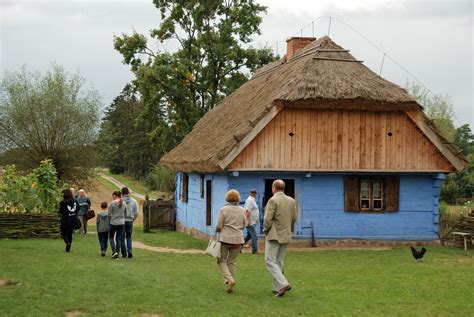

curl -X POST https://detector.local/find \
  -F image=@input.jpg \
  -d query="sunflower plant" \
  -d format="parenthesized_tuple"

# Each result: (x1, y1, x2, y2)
(0, 160, 60, 213)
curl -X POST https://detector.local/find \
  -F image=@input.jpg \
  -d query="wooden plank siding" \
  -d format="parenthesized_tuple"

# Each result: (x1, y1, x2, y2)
(227, 108, 454, 172)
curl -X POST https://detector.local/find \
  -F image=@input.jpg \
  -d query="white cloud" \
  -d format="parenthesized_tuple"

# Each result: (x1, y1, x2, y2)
(258, 0, 403, 14)
(0, 0, 472, 127)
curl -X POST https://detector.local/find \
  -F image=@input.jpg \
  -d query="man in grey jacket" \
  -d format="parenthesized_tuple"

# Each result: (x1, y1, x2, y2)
(264, 179, 298, 297)
(120, 187, 138, 258)
(108, 191, 127, 259)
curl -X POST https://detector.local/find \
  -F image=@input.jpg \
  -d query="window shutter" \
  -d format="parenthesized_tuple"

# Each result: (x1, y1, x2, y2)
(200, 174, 205, 199)
(182, 173, 189, 203)
(384, 176, 399, 212)
(344, 176, 359, 212)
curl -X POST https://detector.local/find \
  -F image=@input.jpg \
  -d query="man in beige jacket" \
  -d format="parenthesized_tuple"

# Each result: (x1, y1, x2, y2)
(264, 179, 298, 297)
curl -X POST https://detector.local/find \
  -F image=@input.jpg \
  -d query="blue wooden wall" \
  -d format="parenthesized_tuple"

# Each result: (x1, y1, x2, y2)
(175, 173, 227, 235)
(177, 172, 444, 240)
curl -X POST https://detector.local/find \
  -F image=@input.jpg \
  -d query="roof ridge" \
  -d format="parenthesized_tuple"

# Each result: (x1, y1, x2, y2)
(251, 44, 324, 80)
(313, 56, 363, 63)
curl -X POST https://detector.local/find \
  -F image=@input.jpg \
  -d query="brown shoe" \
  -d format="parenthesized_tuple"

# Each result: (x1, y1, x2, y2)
(275, 284, 292, 297)
(226, 281, 236, 294)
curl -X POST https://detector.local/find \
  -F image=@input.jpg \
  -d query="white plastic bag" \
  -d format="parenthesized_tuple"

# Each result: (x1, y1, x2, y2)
(205, 235, 221, 258)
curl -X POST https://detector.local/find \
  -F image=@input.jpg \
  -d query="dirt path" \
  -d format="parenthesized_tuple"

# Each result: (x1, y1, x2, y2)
(132, 241, 390, 254)
(85, 232, 203, 254)
(133, 241, 204, 254)
(85, 232, 392, 254)
(87, 178, 144, 225)
(287, 246, 392, 251)
(98, 173, 146, 200)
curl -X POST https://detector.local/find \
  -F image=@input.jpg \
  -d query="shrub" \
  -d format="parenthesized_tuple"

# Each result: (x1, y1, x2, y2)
(0, 65, 101, 182)
(440, 174, 459, 205)
(439, 200, 448, 214)
(0, 160, 60, 213)
(0, 165, 42, 213)
(145, 164, 175, 193)
(32, 160, 60, 213)
(109, 165, 125, 175)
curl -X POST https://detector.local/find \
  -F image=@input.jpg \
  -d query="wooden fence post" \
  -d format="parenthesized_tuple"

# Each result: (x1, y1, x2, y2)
(144, 195, 150, 232)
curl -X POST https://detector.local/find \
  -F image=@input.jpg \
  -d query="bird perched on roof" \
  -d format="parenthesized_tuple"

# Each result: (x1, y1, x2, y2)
(410, 246, 427, 261)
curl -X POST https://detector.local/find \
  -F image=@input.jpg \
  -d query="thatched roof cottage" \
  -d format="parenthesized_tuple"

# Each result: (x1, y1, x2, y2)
(161, 36, 467, 240)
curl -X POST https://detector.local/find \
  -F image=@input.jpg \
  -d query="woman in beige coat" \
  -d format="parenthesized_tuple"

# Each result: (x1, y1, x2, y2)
(216, 189, 246, 293)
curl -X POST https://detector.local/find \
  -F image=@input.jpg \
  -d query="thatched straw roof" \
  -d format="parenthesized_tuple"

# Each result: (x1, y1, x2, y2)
(161, 36, 466, 173)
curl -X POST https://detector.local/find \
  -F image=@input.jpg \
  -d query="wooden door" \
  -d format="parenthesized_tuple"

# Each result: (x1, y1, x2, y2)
(206, 180, 212, 226)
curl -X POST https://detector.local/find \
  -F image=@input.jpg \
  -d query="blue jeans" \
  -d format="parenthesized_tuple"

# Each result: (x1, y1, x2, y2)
(121, 221, 133, 257)
(244, 224, 258, 253)
(98, 232, 108, 252)
(109, 224, 124, 254)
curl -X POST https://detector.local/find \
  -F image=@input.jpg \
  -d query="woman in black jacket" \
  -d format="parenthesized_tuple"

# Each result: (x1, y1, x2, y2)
(59, 189, 79, 252)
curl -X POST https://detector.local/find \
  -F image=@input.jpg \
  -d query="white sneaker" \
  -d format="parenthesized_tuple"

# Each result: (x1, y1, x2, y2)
(111, 252, 119, 259)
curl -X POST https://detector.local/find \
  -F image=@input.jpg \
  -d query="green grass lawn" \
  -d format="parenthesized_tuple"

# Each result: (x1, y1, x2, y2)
(1, 233, 472, 317)
(445, 202, 473, 216)
(84, 225, 207, 250)
(132, 227, 208, 250)
(96, 174, 120, 191)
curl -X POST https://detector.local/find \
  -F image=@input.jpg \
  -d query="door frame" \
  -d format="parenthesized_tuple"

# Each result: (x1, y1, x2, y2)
(260, 178, 296, 233)
(205, 179, 212, 226)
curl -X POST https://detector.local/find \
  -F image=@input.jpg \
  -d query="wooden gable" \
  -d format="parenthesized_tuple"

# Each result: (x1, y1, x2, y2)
(227, 108, 455, 172)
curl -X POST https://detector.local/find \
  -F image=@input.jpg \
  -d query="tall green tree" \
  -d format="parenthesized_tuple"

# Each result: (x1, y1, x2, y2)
(453, 124, 474, 156)
(441, 156, 474, 204)
(97, 85, 159, 178)
(114, 0, 277, 155)
(0, 65, 101, 181)
(445, 125, 474, 203)
(406, 82, 456, 141)
(407, 83, 474, 203)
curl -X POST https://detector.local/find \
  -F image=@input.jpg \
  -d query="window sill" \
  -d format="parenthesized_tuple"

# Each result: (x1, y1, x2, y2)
(346, 210, 387, 214)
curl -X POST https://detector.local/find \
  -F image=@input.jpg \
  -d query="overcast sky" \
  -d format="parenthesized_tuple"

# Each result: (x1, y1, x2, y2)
(1, 0, 473, 128)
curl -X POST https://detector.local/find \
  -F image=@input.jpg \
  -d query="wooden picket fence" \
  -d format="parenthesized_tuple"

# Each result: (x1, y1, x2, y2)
(0, 213, 61, 239)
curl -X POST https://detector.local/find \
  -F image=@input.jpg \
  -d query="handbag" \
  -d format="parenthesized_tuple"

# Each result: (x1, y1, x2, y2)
(85, 209, 95, 221)
(205, 234, 222, 258)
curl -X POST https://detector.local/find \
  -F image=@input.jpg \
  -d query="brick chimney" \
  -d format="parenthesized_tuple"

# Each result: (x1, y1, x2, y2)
(286, 37, 316, 60)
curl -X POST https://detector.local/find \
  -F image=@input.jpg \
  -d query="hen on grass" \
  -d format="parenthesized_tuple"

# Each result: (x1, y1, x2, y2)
(410, 246, 427, 261)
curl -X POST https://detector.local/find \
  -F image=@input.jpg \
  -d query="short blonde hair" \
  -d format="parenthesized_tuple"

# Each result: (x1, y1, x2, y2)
(272, 179, 285, 191)
(225, 189, 240, 203)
